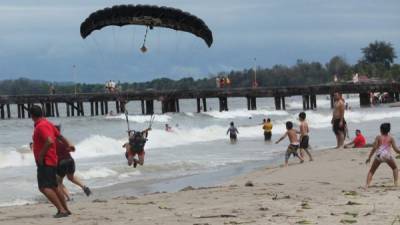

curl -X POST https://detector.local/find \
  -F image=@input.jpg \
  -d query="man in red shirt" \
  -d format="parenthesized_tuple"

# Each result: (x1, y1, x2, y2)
(345, 129, 367, 148)
(30, 105, 71, 218)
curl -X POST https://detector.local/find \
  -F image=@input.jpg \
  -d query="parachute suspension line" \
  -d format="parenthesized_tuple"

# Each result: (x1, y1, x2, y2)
(91, 36, 108, 75)
(124, 110, 131, 136)
(131, 27, 136, 51)
(148, 114, 155, 129)
(140, 26, 149, 53)
(156, 28, 161, 54)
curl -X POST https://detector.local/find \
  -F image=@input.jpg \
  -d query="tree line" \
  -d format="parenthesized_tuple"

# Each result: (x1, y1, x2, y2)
(0, 41, 398, 95)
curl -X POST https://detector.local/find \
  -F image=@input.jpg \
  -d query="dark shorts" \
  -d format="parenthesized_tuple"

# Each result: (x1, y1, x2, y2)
(125, 150, 145, 159)
(264, 131, 272, 141)
(57, 158, 76, 177)
(300, 135, 309, 149)
(37, 165, 58, 189)
(332, 118, 346, 135)
(285, 144, 299, 161)
(230, 133, 237, 140)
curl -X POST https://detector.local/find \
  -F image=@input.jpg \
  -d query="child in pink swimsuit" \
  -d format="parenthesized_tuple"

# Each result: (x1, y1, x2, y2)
(365, 123, 400, 189)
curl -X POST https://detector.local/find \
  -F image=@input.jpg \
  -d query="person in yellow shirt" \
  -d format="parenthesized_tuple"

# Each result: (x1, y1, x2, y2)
(263, 118, 273, 141)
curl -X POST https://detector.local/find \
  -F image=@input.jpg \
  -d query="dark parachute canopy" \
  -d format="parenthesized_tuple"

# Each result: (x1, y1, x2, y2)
(80, 4, 213, 48)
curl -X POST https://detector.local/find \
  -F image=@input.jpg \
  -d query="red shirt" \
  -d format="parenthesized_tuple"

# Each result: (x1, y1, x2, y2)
(56, 141, 71, 161)
(32, 118, 60, 166)
(353, 134, 366, 148)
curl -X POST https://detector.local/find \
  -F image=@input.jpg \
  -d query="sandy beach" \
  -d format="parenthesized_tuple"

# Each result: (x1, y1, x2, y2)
(1, 147, 399, 225)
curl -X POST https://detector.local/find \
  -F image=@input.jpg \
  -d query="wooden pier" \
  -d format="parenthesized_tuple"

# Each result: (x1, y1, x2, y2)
(0, 82, 399, 119)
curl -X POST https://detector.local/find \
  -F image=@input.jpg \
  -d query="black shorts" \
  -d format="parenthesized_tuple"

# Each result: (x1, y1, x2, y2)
(332, 118, 346, 135)
(57, 158, 76, 177)
(37, 165, 58, 189)
(300, 135, 309, 149)
(230, 133, 237, 140)
(264, 131, 272, 141)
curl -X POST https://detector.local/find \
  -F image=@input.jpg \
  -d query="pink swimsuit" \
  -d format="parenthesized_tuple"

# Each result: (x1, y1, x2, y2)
(375, 136, 393, 162)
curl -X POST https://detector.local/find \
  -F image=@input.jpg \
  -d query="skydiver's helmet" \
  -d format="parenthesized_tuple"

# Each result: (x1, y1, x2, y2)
(129, 130, 144, 143)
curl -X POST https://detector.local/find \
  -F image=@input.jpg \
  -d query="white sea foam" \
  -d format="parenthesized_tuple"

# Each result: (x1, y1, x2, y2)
(0, 148, 34, 169)
(202, 109, 288, 119)
(76, 167, 118, 179)
(0, 199, 36, 207)
(106, 114, 171, 123)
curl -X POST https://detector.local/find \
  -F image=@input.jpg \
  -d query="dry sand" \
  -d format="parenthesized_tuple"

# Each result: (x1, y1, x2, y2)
(1, 147, 400, 225)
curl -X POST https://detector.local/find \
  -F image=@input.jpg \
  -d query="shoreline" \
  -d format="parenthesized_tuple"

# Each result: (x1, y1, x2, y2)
(2, 147, 400, 224)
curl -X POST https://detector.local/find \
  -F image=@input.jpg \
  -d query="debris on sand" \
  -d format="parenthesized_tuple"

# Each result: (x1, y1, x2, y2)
(245, 181, 254, 187)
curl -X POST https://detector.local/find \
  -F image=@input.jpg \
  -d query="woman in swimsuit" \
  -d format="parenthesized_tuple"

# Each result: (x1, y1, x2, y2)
(365, 123, 400, 189)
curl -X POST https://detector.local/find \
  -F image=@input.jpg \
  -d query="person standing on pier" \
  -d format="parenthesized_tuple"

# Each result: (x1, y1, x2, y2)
(332, 92, 346, 148)
(29, 105, 71, 218)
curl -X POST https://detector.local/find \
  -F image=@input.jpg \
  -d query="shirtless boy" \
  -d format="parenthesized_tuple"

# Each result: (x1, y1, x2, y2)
(276, 121, 305, 167)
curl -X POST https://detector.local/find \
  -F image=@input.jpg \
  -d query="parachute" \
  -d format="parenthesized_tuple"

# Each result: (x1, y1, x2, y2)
(80, 4, 213, 50)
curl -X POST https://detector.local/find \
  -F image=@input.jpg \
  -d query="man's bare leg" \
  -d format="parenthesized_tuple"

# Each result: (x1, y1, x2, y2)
(67, 174, 85, 189)
(297, 154, 305, 163)
(338, 132, 345, 148)
(303, 148, 313, 161)
(40, 188, 68, 214)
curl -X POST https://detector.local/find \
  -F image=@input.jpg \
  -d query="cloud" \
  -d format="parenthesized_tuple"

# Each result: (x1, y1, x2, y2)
(0, 0, 399, 82)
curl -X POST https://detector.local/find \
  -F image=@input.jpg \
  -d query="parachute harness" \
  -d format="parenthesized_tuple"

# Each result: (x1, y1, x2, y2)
(140, 26, 149, 53)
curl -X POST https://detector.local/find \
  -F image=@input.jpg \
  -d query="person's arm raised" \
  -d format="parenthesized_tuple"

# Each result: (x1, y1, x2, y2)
(275, 132, 288, 144)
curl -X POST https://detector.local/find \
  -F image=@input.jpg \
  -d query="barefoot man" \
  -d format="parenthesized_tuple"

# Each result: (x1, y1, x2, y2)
(331, 92, 346, 148)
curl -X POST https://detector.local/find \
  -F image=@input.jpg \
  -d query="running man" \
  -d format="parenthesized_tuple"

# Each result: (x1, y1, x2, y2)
(365, 123, 400, 189)
(123, 128, 151, 168)
(54, 125, 91, 201)
(275, 121, 305, 167)
(227, 122, 239, 143)
(299, 112, 313, 161)
(30, 105, 71, 218)
(262, 118, 273, 141)
(331, 92, 346, 148)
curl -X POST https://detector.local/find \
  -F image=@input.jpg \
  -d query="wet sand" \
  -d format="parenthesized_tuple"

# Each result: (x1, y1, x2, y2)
(1, 147, 400, 225)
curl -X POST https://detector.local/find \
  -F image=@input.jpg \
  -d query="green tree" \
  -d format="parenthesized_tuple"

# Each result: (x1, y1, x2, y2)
(361, 41, 397, 69)
(326, 56, 351, 80)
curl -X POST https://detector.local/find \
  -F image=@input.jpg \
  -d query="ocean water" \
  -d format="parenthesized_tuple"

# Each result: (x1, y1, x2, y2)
(1, 95, 400, 206)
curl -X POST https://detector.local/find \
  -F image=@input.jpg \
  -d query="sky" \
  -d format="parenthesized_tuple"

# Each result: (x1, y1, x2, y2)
(0, 0, 399, 83)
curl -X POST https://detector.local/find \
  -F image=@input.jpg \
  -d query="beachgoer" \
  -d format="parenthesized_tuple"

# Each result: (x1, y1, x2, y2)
(365, 123, 400, 189)
(165, 124, 172, 132)
(275, 121, 305, 167)
(298, 112, 313, 161)
(227, 122, 239, 143)
(345, 129, 366, 148)
(123, 128, 151, 168)
(216, 77, 220, 88)
(29, 105, 71, 218)
(262, 118, 273, 141)
(54, 125, 91, 201)
(220, 77, 225, 88)
(331, 92, 346, 148)
(225, 77, 231, 87)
